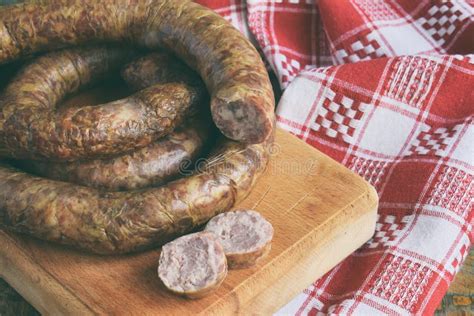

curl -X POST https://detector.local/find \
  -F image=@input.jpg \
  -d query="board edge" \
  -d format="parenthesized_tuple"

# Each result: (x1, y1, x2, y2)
(202, 180, 379, 315)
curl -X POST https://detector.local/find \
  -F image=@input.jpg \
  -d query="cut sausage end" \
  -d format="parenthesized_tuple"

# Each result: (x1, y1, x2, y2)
(227, 242, 272, 269)
(212, 98, 274, 144)
(205, 210, 274, 269)
(158, 232, 227, 299)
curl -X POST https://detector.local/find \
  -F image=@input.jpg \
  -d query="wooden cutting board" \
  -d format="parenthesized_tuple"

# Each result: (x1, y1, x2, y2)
(0, 84, 378, 315)
(0, 128, 378, 315)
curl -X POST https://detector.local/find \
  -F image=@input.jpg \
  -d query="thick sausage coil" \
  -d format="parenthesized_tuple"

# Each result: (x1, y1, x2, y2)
(122, 52, 203, 91)
(0, 138, 271, 254)
(0, 46, 203, 161)
(0, 0, 275, 144)
(0, 0, 275, 254)
(19, 49, 213, 191)
(20, 116, 212, 191)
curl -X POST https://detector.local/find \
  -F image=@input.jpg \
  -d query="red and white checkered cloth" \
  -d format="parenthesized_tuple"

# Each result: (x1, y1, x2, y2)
(197, 1, 473, 315)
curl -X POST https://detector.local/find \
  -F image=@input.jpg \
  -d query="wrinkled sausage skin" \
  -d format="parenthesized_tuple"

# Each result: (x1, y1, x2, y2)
(0, 0, 276, 254)
(23, 116, 213, 191)
(0, 0, 275, 144)
(20, 49, 213, 191)
(0, 138, 271, 254)
(0, 46, 203, 161)
(121, 52, 203, 91)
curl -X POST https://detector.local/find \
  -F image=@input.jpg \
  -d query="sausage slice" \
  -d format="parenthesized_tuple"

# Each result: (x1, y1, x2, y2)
(205, 210, 274, 269)
(158, 232, 227, 299)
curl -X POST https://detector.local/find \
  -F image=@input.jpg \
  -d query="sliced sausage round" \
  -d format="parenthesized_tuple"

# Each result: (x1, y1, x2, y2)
(205, 210, 273, 269)
(158, 231, 227, 299)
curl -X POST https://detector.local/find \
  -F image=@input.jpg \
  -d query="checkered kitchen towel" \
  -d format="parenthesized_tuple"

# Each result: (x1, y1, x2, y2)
(197, 0, 474, 315)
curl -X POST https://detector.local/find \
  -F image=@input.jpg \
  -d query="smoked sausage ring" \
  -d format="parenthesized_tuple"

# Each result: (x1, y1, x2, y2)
(0, 138, 271, 254)
(0, 46, 202, 161)
(0, 0, 275, 144)
(0, 1, 275, 254)
(21, 117, 213, 191)
(19, 49, 213, 191)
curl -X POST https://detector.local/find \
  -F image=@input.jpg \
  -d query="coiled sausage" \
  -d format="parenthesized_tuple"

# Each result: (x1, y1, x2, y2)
(0, 137, 271, 254)
(20, 49, 212, 191)
(0, 0, 275, 144)
(0, 46, 203, 161)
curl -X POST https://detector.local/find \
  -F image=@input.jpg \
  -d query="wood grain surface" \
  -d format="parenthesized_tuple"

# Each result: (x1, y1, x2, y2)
(0, 126, 378, 315)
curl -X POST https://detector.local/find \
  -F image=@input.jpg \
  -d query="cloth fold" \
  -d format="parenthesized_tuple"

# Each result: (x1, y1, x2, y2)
(197, 0, 473, 314)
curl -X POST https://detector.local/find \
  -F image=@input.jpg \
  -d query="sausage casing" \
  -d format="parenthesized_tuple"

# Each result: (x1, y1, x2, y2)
(0, 137, 271, 254)
(121, 52, 203, 91)
(0, 46, 203, 161)
(20, 49, 212, 191)
(22, 116, 212, 191)
(0, 0, 275, 144)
